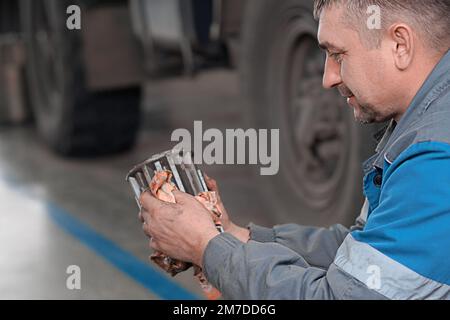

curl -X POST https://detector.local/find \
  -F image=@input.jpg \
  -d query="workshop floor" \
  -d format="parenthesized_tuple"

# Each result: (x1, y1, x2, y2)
(0, 70, 282, 299)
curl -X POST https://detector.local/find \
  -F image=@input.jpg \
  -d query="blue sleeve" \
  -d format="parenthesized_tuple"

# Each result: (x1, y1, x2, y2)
(202, 141, 450, 299)
(352, 141, 450, 289)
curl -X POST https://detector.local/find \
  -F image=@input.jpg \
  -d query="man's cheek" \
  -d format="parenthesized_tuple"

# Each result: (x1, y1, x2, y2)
(340, 58, 351, 77)
(340, 65, 354, 93)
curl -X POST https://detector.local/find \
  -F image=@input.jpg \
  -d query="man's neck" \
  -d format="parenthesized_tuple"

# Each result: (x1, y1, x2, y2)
(395, 52, 445, 121)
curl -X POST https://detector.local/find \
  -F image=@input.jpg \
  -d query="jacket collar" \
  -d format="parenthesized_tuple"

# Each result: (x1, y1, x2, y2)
(363, 50, 450, 173)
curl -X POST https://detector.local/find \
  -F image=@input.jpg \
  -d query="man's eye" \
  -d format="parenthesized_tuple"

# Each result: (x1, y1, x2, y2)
(329, 52, 343, 63)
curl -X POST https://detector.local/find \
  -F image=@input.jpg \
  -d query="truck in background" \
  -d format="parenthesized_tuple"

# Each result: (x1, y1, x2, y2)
(0, 0, 380, 226)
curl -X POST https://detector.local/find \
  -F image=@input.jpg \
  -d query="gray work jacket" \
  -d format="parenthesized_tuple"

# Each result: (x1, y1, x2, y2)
(203, 50, 450, 300)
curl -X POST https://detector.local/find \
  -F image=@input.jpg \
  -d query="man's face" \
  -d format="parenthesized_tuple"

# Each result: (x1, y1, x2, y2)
(317, 5, 399, 124)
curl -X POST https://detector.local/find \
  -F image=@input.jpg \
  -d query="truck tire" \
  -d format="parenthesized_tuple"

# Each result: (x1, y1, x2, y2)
(20, 0, 141, 156)
(240, 0, 378, 226)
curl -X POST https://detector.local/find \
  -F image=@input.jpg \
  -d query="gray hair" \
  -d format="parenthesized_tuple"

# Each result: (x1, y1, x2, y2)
(313, 0, 450, 52)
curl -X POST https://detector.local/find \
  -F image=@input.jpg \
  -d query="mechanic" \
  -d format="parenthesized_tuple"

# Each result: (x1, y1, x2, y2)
(139, 0, 450, 299)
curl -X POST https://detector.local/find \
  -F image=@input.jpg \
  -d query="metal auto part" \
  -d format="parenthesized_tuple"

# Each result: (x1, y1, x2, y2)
(126, 147, 209, 207)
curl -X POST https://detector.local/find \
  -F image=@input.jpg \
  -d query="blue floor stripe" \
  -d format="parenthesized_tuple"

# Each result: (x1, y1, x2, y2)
(45, 202, 199, 300)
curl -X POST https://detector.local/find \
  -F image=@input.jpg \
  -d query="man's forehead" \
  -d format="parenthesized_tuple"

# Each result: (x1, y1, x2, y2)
(318, 40, 342, 51)
(318, 27, 346, 51)
(317, 6, 351, 51)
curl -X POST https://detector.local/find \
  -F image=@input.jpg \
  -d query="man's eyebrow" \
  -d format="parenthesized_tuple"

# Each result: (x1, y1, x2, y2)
(318, 41, 342, 51)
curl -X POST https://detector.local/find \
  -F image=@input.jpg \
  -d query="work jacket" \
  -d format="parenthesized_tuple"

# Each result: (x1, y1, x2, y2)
(202, 50, 450, 300)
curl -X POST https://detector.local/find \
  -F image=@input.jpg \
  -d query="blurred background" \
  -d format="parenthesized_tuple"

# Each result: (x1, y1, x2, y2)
(0, 0, 380, 299)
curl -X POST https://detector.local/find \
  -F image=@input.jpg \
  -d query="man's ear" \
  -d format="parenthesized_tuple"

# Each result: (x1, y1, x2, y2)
(388, 23, 414, 70)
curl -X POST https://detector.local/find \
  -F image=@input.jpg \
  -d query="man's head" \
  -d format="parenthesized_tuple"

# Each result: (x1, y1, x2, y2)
(314, 0, 450, 124)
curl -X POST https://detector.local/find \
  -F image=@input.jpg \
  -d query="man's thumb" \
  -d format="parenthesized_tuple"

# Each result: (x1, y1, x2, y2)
(172, 190, 192, 204)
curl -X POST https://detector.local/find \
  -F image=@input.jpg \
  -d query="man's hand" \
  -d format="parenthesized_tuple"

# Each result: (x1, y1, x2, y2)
(204, 174, 250, 243)
(139, 190, 219, 267)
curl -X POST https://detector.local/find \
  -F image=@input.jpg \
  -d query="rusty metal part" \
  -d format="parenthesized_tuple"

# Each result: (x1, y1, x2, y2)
(125, 148, 223, 299)
(126, 148, 209, 198)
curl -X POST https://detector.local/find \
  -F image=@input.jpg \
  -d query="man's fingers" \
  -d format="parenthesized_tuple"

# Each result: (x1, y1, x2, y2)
(139, 190, 165, 212)
(140, 207, 151, 223)
(204, 173, 218, 191)
(149, 237, 159, 251)
(142, 221, 152, 238)
(138, 209, 145, 223)
(172, 190, 194, 205)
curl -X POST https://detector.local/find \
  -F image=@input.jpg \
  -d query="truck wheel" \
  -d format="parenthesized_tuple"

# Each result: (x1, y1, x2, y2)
(240, 0, 378, 226)
(21, 0, 141, 156)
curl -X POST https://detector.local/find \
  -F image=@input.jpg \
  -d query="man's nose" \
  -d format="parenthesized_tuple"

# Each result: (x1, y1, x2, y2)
(322, 57, 342, 89)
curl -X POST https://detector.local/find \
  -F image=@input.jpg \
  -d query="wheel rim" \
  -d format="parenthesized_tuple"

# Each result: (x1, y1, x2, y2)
(275, 16, 353, 210)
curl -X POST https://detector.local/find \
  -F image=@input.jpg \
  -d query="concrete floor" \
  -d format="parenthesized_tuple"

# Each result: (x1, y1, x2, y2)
(0, 70, 282, 299)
